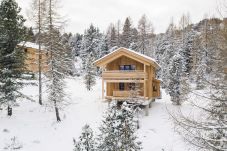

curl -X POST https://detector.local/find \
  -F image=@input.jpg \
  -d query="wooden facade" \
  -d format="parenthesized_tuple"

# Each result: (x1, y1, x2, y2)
(18, 42, 49, 73)
(94, 47, 161, 101)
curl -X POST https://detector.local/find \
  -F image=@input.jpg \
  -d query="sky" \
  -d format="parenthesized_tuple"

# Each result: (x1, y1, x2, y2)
(16, 0, 221, 34)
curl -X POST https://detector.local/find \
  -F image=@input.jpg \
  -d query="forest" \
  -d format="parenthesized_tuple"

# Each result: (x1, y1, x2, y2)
(0, 0, 226, 150)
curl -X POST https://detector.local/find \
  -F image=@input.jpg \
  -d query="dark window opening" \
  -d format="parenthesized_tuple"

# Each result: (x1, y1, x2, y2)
(119, 65, 136, 71)
(153, 84, 157, 92)
(119, 83, 124, 91)
(24, 48, 28, 53)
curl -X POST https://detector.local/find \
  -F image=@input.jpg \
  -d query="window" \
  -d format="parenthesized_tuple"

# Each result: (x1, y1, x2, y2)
(119, 65, 136, 71)
(131, 65, 136, 70)
(153, 84, 157, 92)
(120, 65, 124, 70)
(119, 83, 124, 91)
(124, 65, 131, 70)
(24, 48, 28, 53)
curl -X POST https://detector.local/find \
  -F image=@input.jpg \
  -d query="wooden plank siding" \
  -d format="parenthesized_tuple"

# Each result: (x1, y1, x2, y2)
(95, 47, 161, 101)
(24, 47, 49, 73)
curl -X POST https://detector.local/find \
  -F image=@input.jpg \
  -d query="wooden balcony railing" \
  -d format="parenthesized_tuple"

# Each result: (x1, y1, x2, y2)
(113, 90, 130, 97)
(102, 70, 147, 80)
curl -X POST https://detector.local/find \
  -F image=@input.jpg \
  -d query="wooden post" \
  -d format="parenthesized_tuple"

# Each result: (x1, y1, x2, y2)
(144, 64, 147, 99)
(144, 80, 147, 98)
(102, 79, 104, 99)
(145, 104, 149, 116)
(149, 101, 152, 108)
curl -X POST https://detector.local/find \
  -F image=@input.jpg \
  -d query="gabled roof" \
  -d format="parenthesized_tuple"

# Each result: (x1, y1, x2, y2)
(94, 47, 160, 69)
(18, 41, 46, 51)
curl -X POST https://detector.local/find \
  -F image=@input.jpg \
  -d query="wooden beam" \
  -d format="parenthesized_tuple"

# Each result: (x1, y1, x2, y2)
(144, 64, 147, 98)
(144, 80, 147, 98)
(105, 96, 149, 100)
(102, 79, 104, 99)
(96, 51, 150, 67)
(104, 80, 145, 83)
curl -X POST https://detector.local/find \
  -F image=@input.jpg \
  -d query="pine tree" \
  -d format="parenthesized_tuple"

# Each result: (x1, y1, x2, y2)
(155, 21, 176, 89)
(172, 22, 227, 150)
(84, 53, 96, 91)
(98, 102, 142, 151)
(137, 14, 154, 54)
(121, 17, 133, 48)
(80, 24, 101, 69)
(107, 25, 118, 49)
(97, 102, 119, 151)
(44, 0, 72, 122)
(98, 35, 109, 58)
(61, 33, 76, 76)
(70, 33, 82, 56)
(0, 0, 27, 116)
(30, 0, 47, 105)
(73, 124, 96, 151)
(25, 27, 35, 42)
(168, 54, 182, 105)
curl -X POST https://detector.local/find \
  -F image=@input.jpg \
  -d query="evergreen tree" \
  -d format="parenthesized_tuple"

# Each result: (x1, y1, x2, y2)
(121, 17, 133, 48)
(137, 14, 153, 54)
(168, 54, 182, 105)
(0, 0, 27, 116)
(172, 22, 227, 150)
(25, 27, 35, 42)
(61, 32, 76, 76)
(84, 53, 96, 91)
(97, 102, 119, 151)
(107, 25, 118, 49)
(98, 35, 109, 58)
(129, 28, 139, 50)
(73, 124, 96, 151)
(70, 33, 82, 56)
(80, 24, 101, 69)
(44, 0, 72, 121)
(155, 21, 176, 89)
(30, 0, 47, 105)
(98, 102, 142, 151)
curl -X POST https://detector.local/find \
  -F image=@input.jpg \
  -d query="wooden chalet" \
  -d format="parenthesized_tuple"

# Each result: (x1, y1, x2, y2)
(18, 42, 49, 73)
(94, 47, 161, 101)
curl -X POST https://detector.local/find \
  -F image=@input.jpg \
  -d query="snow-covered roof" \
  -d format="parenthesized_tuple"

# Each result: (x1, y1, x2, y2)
(94, 47, 161, 68)
(18, 42, 46, 51)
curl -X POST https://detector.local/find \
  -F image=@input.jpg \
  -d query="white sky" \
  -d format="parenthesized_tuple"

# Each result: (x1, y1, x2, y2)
(16, 0, 220, 34)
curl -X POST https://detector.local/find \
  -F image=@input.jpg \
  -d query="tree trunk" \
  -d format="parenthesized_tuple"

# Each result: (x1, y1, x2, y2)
(38, 0, 42, 106)
(54, 101, 61, 122)
(176, 97, 181, 105)
(7, 106, 12, 116)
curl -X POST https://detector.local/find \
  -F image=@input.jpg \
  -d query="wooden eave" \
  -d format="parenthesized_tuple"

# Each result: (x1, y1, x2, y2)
(94, 48, 159, 68)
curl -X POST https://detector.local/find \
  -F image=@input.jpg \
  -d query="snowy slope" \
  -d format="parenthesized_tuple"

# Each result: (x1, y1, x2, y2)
(0, 77, 188, 151)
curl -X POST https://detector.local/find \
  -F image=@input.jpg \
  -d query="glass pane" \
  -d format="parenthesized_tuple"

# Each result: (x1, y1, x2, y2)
(119, 65, 124, 70)
(131, 65, 136, 70)
(124, 65, 130, 70)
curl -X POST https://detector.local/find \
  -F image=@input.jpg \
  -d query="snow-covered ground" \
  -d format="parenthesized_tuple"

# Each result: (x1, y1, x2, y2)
(0, 77, 189, 151)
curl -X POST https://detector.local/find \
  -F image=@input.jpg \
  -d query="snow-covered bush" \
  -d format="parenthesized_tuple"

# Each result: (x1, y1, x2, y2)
(97, 102, 142, 151)
(4, 137, 23, 150)
(73, 124, 96, 151)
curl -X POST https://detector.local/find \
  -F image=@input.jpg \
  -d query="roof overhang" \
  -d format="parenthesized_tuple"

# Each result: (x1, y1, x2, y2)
(94, 47, 160, 69)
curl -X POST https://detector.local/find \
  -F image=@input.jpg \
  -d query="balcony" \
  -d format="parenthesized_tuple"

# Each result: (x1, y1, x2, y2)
(102, 70, 147, 80)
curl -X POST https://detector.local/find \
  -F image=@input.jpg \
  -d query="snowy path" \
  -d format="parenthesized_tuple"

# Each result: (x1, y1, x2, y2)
(0, 78, 188, 151)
